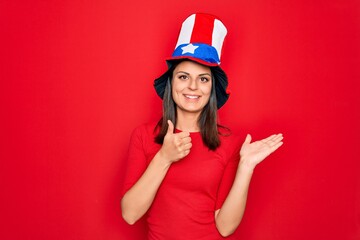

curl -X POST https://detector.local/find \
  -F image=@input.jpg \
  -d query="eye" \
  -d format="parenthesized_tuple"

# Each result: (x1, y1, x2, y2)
(178, 75, 188, 80)
(200, 77, 210, 83)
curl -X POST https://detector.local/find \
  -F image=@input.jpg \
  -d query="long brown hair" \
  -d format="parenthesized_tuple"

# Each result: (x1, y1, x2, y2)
(154, 60, 229, 150)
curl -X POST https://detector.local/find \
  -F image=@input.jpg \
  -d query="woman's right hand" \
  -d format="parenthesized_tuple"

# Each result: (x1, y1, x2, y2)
(158, 120, 192, 164)
(121, 120, 192, 224)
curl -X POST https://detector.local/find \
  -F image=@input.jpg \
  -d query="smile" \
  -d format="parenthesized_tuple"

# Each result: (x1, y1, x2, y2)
(184, 95, 200, 99)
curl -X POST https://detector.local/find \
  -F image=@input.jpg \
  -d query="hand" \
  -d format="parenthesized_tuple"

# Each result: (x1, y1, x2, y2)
(239, 133, 284, 170)
(158, 120, 192, 163)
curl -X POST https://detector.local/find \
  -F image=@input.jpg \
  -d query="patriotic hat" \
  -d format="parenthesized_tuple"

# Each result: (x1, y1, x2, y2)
(154, 13, 230, 109)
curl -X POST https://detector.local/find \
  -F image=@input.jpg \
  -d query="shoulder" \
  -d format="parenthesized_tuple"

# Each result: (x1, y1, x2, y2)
(130, 121, 159, 146)
(131, 121, 162, 158)
(132, 121, 158, 135)
(219, 126, 241, 144)
(218, 127, 242, 156)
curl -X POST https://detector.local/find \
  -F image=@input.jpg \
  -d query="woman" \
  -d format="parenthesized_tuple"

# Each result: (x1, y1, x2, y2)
(121, 13, 283, 239)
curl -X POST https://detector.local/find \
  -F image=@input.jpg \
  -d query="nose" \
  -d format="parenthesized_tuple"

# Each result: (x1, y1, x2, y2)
(188, 78, 198, 90)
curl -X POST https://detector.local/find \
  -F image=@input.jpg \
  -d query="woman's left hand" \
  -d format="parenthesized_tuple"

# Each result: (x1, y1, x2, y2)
(239, 134, 284, 171)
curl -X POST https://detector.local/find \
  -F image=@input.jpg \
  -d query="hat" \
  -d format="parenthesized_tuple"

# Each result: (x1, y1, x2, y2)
(154, 13, 230, 109)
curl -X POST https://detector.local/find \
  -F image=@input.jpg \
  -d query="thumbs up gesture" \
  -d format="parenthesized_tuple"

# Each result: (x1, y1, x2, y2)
(159, 120, 192, 163)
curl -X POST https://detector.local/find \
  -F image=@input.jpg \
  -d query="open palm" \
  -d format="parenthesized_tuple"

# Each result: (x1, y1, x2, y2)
(240, 134, 284, 169)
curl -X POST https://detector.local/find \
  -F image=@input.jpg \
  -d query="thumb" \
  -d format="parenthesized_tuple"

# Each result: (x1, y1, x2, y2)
(244, 134, 252, 144)
(167, 120, 174, 134)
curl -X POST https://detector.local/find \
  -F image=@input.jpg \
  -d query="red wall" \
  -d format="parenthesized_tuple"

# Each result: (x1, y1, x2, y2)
(1, 1, 359, 239)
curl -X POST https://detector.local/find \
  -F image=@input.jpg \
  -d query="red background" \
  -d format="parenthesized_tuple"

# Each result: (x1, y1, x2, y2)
(1, 0, 359, 239)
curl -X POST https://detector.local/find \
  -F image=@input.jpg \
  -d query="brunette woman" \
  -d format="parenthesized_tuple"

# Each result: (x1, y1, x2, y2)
(121, 13, 283, 239)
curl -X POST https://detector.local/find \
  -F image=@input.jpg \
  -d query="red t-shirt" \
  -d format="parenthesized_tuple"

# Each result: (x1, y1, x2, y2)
(122, 122, 242, 239)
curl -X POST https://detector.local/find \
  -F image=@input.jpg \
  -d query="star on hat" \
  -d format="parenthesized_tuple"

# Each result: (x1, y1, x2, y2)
(181, 44, 198, 54)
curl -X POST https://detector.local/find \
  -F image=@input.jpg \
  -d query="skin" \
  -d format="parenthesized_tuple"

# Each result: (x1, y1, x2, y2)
(171, 60, 212, 131)
(121, 60, 284, 237)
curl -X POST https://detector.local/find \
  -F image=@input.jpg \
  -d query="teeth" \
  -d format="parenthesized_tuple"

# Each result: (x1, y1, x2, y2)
(185, 95, 199, 99)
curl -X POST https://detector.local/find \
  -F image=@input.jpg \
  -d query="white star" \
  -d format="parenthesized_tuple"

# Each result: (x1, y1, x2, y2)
(181, 44, 198, 54)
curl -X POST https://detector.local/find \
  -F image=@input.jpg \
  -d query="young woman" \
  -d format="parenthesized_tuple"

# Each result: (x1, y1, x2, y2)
(121, 13, 283, 239)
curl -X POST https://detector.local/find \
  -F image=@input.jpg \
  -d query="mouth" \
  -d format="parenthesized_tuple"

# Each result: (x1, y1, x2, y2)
(184, 94, 200, 99)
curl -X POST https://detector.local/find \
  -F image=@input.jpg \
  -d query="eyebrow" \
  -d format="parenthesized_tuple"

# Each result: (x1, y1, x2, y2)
(175, 71, 211, 77)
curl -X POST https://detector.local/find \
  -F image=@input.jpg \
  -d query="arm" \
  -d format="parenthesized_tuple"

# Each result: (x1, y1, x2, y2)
(215, 133, 284, 237)
(121, 120, 192, 225)
(121, 151, 172, 225)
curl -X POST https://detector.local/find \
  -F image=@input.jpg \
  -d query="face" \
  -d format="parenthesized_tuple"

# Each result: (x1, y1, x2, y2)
(171, 60, 212, 115)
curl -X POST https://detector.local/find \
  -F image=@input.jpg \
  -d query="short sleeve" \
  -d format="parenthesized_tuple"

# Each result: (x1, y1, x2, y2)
(215, 138, 241, 210)
(121, 126, 149, 197)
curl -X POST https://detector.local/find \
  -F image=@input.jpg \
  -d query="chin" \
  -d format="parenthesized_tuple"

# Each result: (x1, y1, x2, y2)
(177, 105, 203, 114)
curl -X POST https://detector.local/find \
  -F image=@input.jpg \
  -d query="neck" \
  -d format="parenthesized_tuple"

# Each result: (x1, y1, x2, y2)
(176, 110, 201, 132)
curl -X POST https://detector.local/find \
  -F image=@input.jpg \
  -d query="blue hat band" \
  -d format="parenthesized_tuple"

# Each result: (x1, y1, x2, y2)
(172, 43, 220, 65)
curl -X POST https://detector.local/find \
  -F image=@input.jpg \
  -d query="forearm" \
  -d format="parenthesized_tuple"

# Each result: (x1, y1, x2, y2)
(121, 151, 171, 224)
(215, 161, 254, 237)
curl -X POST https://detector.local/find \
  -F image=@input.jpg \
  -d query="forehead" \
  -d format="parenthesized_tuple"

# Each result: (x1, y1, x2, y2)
(173, 60, 211, 74)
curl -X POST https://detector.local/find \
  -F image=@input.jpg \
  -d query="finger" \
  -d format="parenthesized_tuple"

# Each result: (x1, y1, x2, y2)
(244, 134, 252, 144)
(182, 142, 192, 150)
(265, 141, 282, 151)
(270, 141, 284, 152)
(262, 134, 283, 146)
(262, 134, 277, 143)
(273, 133, 283, 140)
(182, 149, 191, 157)
(272, 134, 284, 143)
(268, 133, 283, 142)
(167, 120, 174, 134)
(266, 133, 283, 142)
(268, 140, 283, 149)
(180, 136, 192, 144)
(177, 131, 190, 138)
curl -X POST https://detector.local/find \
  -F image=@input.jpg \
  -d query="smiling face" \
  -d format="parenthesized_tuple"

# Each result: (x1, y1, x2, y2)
(171, 60, 212, 116)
